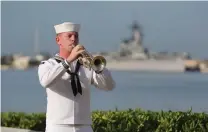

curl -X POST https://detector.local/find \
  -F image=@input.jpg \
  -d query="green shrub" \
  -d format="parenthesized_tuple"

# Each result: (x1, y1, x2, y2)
(1, 108, 208, 132)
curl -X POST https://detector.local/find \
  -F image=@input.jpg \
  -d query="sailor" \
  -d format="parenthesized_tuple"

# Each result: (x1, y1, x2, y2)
(38, 22, 115, 132)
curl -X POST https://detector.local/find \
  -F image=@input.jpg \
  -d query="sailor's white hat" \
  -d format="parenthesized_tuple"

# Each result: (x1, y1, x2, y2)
(54, 22, 80, 34)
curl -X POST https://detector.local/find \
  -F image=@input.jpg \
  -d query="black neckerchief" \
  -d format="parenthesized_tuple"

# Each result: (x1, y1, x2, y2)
(53, 55, 82, 96)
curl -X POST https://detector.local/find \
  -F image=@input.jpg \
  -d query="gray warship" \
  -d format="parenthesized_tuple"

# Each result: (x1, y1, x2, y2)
(93, 21, 194, 72)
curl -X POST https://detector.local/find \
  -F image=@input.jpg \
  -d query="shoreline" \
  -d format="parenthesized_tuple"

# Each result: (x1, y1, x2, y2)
(1, 59, 207, 73)
(106, 60, 185, 72)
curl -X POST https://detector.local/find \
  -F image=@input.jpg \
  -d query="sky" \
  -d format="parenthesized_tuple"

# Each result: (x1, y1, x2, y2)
(1, 1, 208, 59)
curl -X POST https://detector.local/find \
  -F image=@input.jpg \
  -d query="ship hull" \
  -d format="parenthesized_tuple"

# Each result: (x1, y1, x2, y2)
(105, 60, 187, 72)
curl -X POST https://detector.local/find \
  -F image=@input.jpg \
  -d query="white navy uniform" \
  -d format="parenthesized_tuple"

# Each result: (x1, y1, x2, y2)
(38, 22, 115, 132)
(38, 55, 115, 132)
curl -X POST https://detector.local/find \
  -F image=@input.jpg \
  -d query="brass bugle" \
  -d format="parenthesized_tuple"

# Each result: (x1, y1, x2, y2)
(73, 44, 107, 72)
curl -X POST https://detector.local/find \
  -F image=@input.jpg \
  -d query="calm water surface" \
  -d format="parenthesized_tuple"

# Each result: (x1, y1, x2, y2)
(1, 68, 208, 113)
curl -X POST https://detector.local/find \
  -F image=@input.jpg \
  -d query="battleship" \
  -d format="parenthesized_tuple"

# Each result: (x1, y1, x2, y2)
(93, 21, 207, 73)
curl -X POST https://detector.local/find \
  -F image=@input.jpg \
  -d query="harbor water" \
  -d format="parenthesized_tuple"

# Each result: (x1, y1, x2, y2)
(1, 68, 208, 113)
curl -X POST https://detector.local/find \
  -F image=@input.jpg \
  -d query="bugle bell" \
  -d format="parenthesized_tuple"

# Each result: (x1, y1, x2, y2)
(75, 44, 107, 72)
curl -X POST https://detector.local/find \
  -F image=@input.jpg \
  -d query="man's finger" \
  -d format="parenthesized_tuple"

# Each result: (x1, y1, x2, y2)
(76, 44, 83, 48)
(77, 50, 85, 54)
(77, 46, 85, 51)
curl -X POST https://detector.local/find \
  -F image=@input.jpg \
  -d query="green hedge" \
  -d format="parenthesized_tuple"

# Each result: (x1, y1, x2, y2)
(1, 108, 208, 132)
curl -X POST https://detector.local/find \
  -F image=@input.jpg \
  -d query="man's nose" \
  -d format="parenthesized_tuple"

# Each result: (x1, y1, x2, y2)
(70, 35, 76, 41)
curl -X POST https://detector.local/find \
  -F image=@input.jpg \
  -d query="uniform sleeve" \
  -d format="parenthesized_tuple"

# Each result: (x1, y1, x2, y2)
(38, 59, 71, 88)
(91, 68, 115, 91)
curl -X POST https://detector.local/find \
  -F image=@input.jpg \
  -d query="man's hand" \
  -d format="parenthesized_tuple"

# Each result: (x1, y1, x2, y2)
(66, 44, 85, 63)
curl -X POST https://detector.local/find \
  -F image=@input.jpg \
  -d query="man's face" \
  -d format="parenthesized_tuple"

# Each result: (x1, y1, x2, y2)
(56, 31, 79, 52)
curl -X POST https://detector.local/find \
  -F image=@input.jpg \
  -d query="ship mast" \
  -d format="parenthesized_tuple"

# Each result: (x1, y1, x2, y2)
(131, 21, 143, 44)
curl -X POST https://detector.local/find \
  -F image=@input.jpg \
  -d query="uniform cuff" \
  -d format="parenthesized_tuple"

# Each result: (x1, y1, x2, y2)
(62, 60, 70, 69)
(95, 70, 102, 74)
(64, 60, 71, 66)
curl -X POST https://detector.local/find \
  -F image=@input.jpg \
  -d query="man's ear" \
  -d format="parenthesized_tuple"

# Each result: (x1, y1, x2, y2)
(56, 36, 59, 42)
(56, 35, 61, 46)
